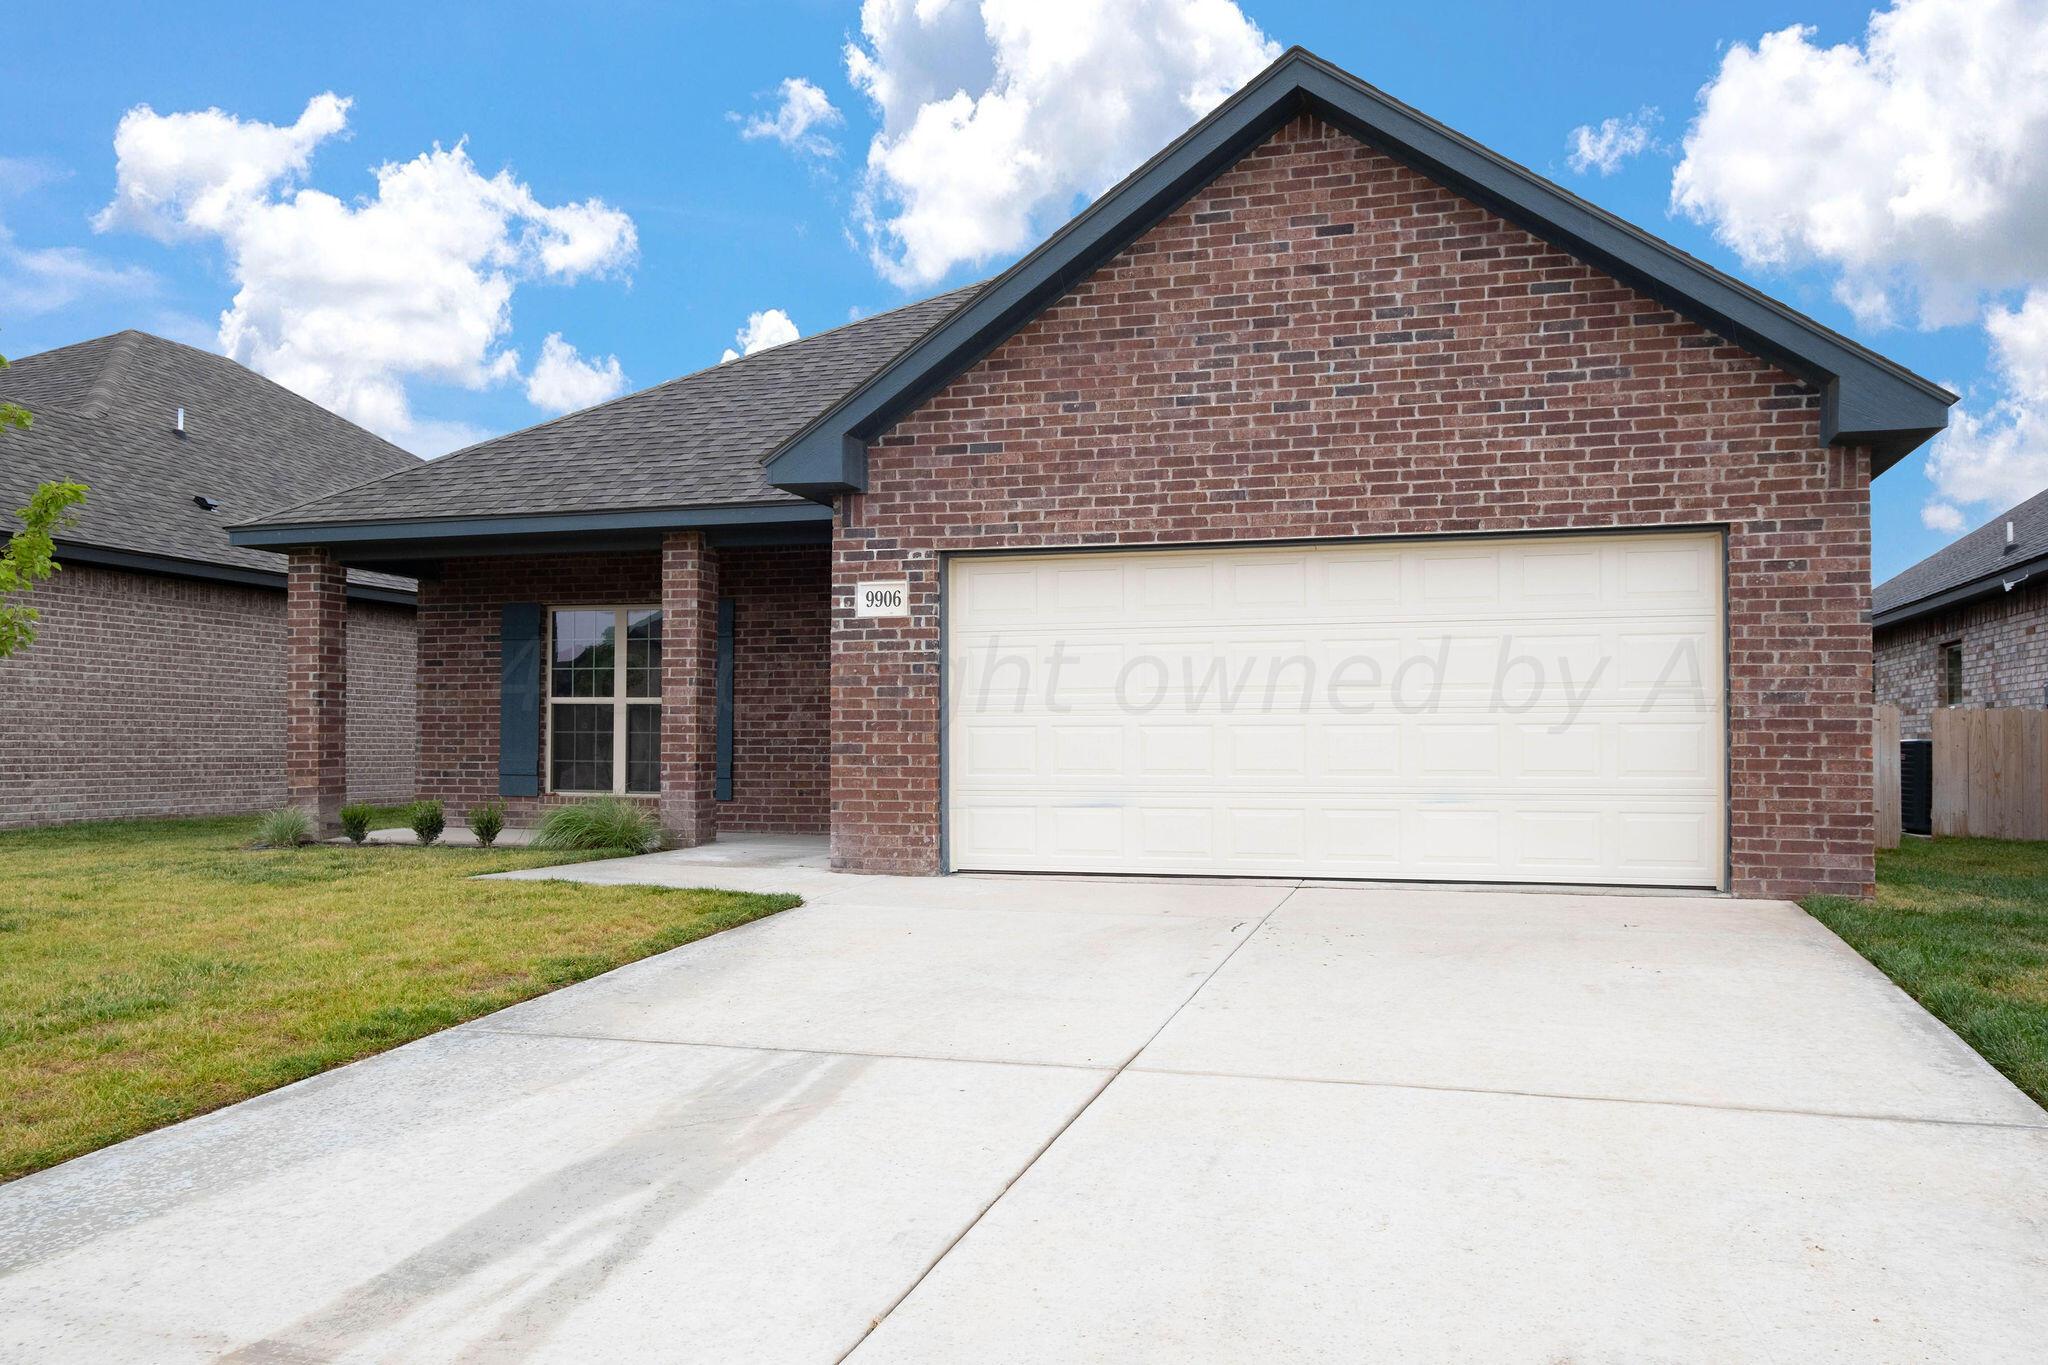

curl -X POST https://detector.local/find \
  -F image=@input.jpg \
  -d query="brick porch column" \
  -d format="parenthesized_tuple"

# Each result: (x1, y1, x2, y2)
(285, 548, 348, 831)
(659, 531, 719, 846)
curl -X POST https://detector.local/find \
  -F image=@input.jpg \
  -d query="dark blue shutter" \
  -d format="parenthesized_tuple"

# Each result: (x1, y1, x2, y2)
(499, 603, 543, 797)
(715, 598, 735, 802)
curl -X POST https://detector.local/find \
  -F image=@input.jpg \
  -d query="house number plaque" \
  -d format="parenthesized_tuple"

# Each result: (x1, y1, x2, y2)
(855, 580, 909, 618)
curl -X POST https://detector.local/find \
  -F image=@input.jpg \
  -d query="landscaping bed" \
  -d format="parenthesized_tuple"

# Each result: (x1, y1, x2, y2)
(1804, 837, 2048, 1109)
(0, 815, 796, 1180)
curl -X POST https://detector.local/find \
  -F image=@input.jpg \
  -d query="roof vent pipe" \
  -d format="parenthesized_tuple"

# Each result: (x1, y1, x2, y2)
(174, 407, 186, 436)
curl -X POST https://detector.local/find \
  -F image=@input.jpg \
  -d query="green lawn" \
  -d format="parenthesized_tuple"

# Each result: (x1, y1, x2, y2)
(1804, 837, 2048, 1109)
(0, 816, 796, 1181)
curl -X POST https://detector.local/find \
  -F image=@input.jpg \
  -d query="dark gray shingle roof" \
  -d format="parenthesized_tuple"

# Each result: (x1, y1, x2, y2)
(0, 331, 421, 591)
(245, 286, 982, 529)
(1874, 486, 2048, 622)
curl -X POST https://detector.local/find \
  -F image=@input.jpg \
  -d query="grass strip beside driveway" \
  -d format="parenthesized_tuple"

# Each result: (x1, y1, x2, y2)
(0, 816, 796, 1180)
(1804, 837, 2048, 1110)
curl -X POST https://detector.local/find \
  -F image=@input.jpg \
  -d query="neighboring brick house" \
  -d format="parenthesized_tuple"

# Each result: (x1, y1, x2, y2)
(0, 331, 422, 828)
(233, 49, 1954, 898)
(1874, 488, 2048, 739)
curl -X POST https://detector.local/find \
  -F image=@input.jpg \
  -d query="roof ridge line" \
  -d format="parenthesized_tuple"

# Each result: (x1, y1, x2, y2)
(79, 331, 141, 419)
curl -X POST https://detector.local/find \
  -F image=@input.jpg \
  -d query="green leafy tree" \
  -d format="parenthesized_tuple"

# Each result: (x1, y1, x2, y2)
(0, 349, 90, 658)
(0, 350, 27, 433)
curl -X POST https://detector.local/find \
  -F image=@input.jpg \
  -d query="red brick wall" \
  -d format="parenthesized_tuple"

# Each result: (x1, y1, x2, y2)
(285, 550, 349, 824)
(1876, 580, 2048, 740)
(346, 601, 419, 801)
(723, 544, 831, 834)
(415, 545, 828, 832)
(658, 532, 719, 846)
(0, 564, 416, 829)
(833, 115, 1875, 898)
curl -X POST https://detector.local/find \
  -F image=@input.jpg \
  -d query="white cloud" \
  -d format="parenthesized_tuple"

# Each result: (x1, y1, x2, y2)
(737, 78, 844, 157)
(1671, 0, 2048, 536)
(0, 157, 151, 314)
(719, 308, 800, 362)
(94, 94, 352, 241)
(0, 156, 68, 197)
(1923, 289, 2048, 522)
(1566, 108, 1659, 176)
(1922, 501, 1967, 533)
(1672, 1, 2048, 328)
(845, 0, 1280, 288)
(93, 93, 637, 451)
(0, 219, 155, 315)
(525, 332, 627, 413)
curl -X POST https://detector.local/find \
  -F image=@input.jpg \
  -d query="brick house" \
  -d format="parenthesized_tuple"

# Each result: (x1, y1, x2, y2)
(233, 49, 1953, 898)
(0, 331, 421, 827)
(1875, 489, 2048, 740)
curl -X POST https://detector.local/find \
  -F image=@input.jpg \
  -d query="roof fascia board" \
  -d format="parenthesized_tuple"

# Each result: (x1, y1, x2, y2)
(323, 520, 833, 567)
(53, 540, 417, 606)
(1872, 552, 2048, 629)
(228, 501, 832, 550)
(765, 49, 1953, 497)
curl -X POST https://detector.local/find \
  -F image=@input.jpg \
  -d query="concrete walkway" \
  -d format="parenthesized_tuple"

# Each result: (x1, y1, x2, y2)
(2, 839, 2044, 1362)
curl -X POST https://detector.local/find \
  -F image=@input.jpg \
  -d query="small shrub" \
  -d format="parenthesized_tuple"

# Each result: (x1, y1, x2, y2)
(254, 806, 313, 849)
(532, 797, 658, 853)
(338, 802, 375, 845)
(408, 799, 446, 847)
(467, 800, 506, 847)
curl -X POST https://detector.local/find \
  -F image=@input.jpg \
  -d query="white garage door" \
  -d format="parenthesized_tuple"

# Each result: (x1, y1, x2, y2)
(944, 531, 1726, 887)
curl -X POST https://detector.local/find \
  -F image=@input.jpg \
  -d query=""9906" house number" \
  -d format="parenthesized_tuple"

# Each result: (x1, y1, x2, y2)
(855, 580, 908, 618)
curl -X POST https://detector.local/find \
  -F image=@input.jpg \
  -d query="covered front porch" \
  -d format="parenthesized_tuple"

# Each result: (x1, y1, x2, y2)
(267, 512, 832, 849)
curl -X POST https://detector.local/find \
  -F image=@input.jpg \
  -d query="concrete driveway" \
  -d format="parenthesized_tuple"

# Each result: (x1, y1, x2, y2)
(3, 838, 2044, 1362)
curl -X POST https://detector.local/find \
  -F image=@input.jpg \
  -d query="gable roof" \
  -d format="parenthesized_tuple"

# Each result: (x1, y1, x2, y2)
(1873, 488, 2048, 628)
(230, 286, 980, 547)
(230, 45, 1955, 556)
(764, 46, 1955, 499)
(0, 331, 419, 596)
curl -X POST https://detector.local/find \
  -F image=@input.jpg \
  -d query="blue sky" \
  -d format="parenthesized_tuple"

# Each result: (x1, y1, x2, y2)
(3, 0, 2039, 583)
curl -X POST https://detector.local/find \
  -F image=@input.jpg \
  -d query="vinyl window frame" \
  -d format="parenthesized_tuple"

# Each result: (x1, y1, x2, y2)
(544, 604, 662, 796)
(1940, 640, 1965, 708)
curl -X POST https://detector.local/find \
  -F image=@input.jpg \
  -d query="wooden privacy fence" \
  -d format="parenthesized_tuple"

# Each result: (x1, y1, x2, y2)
(1931, 708, 2048, 840)
(1874, 705, 1901, 850)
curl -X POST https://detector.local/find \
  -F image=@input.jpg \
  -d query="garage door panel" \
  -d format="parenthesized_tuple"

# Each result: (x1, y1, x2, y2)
(1047, 724, 1123, 775)
(1320, 807, 1404, 866)
(951, 626, 1720, 713)
(956, 563, 1041, 619)
(1622, 540, 1714, 599)
(947, 793, 1725, 882)
(1513, 723, 1603, 778)
(946, 533, 1725, 886)
(958, 806, 1037, 857)
(1051, 563, 1125, 615)
(1137, 560, 1216, 613)
(963, 725, 1038, 777)
(1324, 724, 1402, 775)
(1514, 544, 1606, 602)
(951, 714, 1719, 795)
(1227, 725, 1310, 777)
(1515, 810, 1606, 872)
(1226, 557, 1310, 609)
(1136, 725, 1213, 776)
(1320, 555, 1402, 605)
(1139, 806, 1213, 857)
